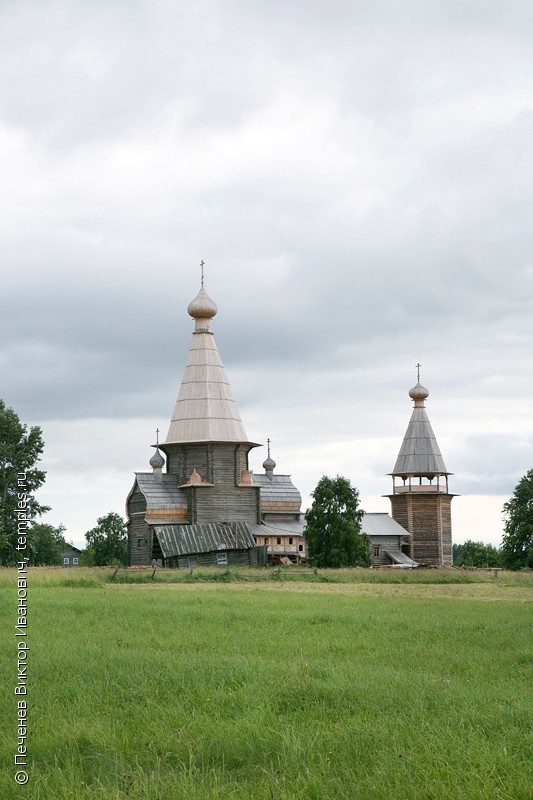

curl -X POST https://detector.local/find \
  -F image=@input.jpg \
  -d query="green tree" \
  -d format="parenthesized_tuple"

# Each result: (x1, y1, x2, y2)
(502, 469, 533, 570)
(30, 523, 67, 566)
(84, 512, 127, 566)
(453, 540, 502, 568)
(0, 399, 49, 565)
(304, 475, 371, 568)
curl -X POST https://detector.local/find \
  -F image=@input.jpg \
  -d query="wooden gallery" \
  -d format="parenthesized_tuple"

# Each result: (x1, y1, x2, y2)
(126, 281, 454, 568)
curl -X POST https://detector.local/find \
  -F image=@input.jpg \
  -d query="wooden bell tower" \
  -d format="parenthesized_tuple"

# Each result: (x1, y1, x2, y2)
(388, 371, 454, 566)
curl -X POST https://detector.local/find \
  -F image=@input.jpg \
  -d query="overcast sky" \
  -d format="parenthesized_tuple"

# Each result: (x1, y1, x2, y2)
(2, 0, 532, 548)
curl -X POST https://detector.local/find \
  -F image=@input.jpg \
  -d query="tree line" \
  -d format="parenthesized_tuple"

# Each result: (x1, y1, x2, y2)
(1, 399, 532, 569)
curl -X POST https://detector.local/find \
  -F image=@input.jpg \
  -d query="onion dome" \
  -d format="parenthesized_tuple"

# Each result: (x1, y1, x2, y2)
(409, 382, 429, 406)
(187, 287, 218, 320)
(262, 455, 276, 472)
(149, 448, 165, 469)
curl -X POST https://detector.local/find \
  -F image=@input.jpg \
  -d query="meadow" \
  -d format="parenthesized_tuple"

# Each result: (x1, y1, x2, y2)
(0, 567, 531, 799)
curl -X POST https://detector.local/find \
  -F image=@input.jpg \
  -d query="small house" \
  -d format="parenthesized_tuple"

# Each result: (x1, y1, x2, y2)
(361, 513, 417, 567)
(61, 544, 83, 568)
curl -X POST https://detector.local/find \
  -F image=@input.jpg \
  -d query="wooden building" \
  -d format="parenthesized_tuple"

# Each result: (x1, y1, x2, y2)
(61, 544, 83, 567)
(251, 446, 306, 563)
(387, 378, 455, 566)
(126, 280, 305, 567)
(361, 513, 416, 567)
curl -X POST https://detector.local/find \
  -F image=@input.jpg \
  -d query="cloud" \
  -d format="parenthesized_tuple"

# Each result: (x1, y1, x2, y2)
(1, 0, 532, 547)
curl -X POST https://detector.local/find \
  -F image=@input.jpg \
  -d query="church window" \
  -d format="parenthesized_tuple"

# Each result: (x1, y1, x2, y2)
(288, 537, 293, 545)
(276, 537, 281, 545)
(298, 545, 303, 552)
(373, 545, 381, 557)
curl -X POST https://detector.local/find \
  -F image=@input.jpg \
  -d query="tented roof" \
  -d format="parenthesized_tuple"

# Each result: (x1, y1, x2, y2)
(165, 285, 254, 445)
(391, 383, 449, 476)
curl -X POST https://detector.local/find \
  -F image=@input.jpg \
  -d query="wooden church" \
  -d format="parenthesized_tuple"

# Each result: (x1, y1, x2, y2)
(126, 279, 305, 568)
(126, 275, 454, 569)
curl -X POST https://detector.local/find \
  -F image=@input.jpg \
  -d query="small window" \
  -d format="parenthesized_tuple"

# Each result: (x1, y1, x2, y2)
(137, 538, 145, 548)
(276, 537, 281, 545)
(217, 553, 228, 566)
(373, 545, 381, 558)
(63, 557, 69, 565)
(298, 545, 303, 552)
(72, 558, 79, 565)
(288, 537, 293, 545)
(188, 557, 197, 569)
(264, 537, 269, 545)
(253, 536, 257, 543)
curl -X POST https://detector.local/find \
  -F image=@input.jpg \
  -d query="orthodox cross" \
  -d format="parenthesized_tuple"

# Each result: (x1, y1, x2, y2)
(200, 260, 205, 287)
(267, 438, 271, 458)
(156, 428, 160, 446)
(415, 362, 422, 382)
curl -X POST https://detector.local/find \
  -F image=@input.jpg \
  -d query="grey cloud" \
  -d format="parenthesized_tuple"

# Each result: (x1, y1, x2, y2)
(1, 0, 532, 542)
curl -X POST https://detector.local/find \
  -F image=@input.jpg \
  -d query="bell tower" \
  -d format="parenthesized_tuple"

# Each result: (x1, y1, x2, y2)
(388, 371, 454, 566)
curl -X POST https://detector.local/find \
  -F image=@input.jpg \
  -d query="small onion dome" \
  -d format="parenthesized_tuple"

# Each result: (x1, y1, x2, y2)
(409, 382, 429, 402)
(263, 456, 276, 471)
(150, 448, 165, 468)
(187, 287, 218, 319)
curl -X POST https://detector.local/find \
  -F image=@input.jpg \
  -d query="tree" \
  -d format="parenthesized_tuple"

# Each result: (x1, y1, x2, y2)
(84, 512, 127, 566)
(30, 523, 67, 566)
(502, 469, 533, 570)
(0, 399, 49, 565)
(453, 540, 502, 568)
(304, 475, 371, 568)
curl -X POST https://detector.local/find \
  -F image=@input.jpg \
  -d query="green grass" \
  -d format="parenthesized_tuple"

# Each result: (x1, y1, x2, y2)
(0, 570, 532, 799)
(1, 565, 532, 588)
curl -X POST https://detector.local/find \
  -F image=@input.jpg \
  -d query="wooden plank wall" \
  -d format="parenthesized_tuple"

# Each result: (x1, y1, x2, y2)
(192, 444, 260, 524)
(168, 546, 263, 569)
(390, 494, 453, 566)
(370, 535, 403, 566)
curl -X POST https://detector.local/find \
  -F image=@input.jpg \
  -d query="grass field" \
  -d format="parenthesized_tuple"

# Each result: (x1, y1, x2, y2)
(1, 568, 532, 799)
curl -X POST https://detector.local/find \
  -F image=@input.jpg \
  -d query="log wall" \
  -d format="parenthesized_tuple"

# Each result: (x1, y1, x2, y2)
(390, 493, 453, 566)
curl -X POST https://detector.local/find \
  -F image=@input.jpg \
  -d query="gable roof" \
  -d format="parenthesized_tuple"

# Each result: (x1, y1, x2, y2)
(361, 512, 410, 538)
